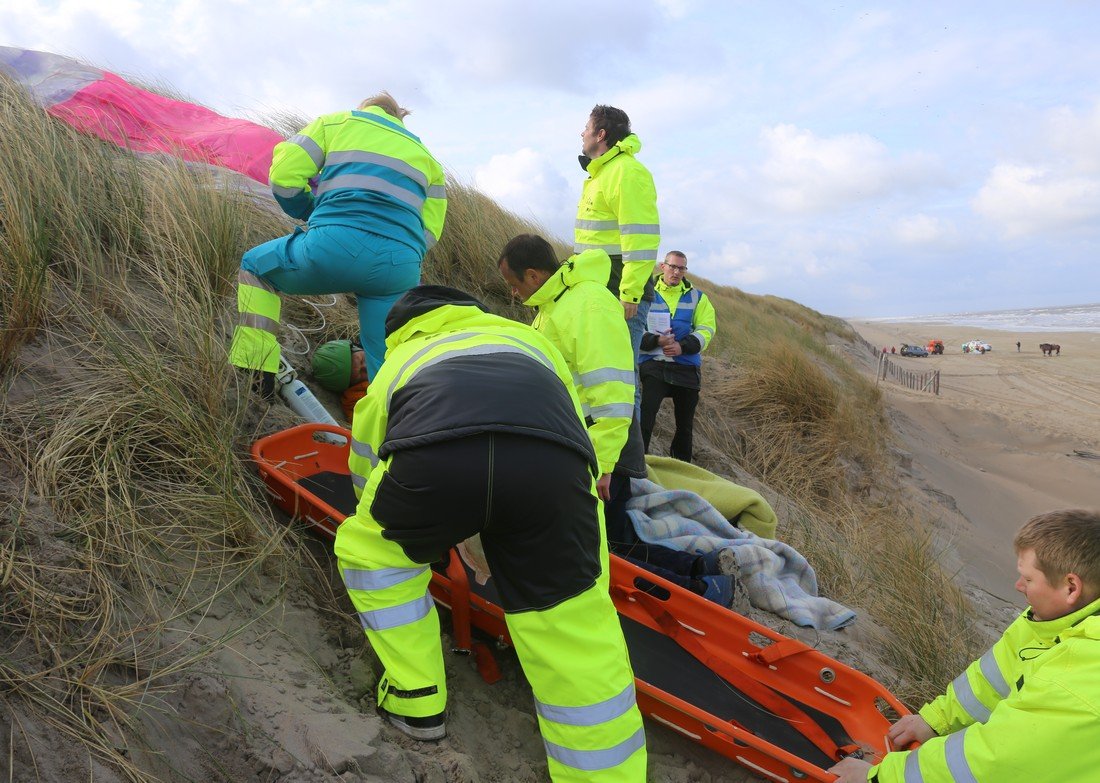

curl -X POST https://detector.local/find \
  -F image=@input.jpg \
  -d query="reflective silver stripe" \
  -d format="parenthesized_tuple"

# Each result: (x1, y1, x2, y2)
(589, 402, 634, 419)
(575, 219, 618, 231)
(239, 270, 276, 292)
(574, 242, 622, 255)
(951, 672, 991, 723)
(289, 134, 324, 168)
(386, 332, 484, 402)
(575, 368, 635, 387)
(426, 184, 446, 199)
(497, 334, 558, 373)
(324, 150, 428, 187)
(944, 729, 978, 783)
(239, 313, 279, 334)
(622, 249, 658, 262)
(978, 649, 1010, 698)
(317, 174, 424, 209)
(412, 344, 553, 388)
(351, 472, 367, 490)
(272, 183, 305, 199)
(344, 566, 427, 591)
(423, 229, 438, 250)
(543, 727, 645, 772)
(903, 749, 924, 783)
(579, 401, 592, 417)
(678, 301, 697, 311)
(691, 330, 710, 348)
(351, 438, 379, 467)
(536, 683, 636, 727)
(358, 593, 433, 631)
(619, 223, 659, 235)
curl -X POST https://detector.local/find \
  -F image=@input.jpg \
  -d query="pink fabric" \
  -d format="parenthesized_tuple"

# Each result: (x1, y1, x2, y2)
(47, 72, 281, 184)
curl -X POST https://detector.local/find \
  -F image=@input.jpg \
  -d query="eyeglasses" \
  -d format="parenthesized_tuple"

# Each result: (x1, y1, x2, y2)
(663, 263, 687, 272)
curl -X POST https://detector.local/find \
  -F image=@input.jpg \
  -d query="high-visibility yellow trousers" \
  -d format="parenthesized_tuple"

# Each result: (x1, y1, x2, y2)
(334, 434, 646, 781)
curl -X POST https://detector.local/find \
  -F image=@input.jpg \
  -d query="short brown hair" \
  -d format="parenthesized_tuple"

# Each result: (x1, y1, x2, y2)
(359, 91, 409, 119)
(589, 105, 631, 147)
(1014, 509, 1100, 590)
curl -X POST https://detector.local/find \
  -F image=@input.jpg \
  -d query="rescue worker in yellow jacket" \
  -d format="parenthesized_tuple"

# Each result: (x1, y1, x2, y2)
(333, 285, 647, 782)
(228, 92, 446, 395)
(498, 234, 740, 606)
(638, 252, 717, 463)
(575, 105, 660, 409)
(497, 235, 634, 500)
(830, 508, 1100, 783)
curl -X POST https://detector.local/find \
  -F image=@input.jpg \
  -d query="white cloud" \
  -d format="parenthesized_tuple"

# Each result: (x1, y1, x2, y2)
(696, 242, 768, 286)
(972, 163, 1100, 238)
(1045, 100, 1100, 175)
(757, 124, 940, 214)
(474, 148, 573, 234)
(895, 213, 955, 245)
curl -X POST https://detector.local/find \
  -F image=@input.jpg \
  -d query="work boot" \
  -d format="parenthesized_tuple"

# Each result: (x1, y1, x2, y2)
(378, 707, 446, 741)
(700, 547, 738, 578)
(698, 575, 735, 607)
(252, 370, 277, 401)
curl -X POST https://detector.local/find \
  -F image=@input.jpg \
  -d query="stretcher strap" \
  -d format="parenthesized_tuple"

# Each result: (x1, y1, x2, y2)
(614, 585, 857, 762)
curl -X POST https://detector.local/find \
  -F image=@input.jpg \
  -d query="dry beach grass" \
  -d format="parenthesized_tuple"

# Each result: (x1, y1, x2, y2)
(0, 74, 1004, 781)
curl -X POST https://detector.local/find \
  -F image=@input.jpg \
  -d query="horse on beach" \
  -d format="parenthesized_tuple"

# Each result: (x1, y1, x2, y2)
(1039, 343, 1061, 356)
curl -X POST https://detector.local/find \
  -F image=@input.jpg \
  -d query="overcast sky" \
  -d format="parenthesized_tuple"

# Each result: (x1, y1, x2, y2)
(4, 1, 1099, 318)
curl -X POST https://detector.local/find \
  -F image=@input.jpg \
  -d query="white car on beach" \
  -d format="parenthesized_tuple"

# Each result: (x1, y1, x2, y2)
(962, 340, 992, 354)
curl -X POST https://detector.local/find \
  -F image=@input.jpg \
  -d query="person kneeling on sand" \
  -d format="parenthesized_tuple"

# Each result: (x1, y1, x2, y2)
(830, 508, 1100, 783)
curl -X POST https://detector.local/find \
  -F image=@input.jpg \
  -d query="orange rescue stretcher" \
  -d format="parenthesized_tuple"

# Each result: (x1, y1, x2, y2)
(252, 423, 910, 782)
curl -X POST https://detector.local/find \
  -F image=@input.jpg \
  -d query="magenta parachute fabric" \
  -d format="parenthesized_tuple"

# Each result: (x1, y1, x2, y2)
(1, 46, 281, 184)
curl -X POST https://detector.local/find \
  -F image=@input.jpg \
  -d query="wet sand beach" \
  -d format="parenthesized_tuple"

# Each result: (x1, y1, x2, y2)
(850, 321, 1100, 602)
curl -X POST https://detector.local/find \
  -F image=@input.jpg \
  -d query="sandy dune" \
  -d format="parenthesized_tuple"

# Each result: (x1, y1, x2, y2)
(851, 321, 1100, 602)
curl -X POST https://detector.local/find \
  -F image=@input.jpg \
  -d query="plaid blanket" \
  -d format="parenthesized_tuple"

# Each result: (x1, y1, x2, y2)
(626, 478, 856, 630)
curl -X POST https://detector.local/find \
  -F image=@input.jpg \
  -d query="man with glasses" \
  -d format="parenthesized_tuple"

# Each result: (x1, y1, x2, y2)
(638, 251, 717, 463)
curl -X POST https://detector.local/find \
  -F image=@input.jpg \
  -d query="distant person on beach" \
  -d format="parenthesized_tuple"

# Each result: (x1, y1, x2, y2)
(891, 346, 896, 354)
(575, 104, 660, 412)
(638, 251, 717, 464)
(829, 508, 1100, 783)
(333, 286, 647, 779)
(1016, 340, 1021, 352)
(228, 92, 446, 398)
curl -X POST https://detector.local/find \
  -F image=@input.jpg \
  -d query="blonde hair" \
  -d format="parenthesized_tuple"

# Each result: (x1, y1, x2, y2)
(358, 91, 409, 119)
(1014, 509, 1100, 590)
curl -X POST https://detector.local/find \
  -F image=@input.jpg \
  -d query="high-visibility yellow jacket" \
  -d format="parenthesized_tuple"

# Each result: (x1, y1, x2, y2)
(269, 106, 446, 255)
(869, 595, 1100, 782)
(525, 249, 635, 476)
(574, 134, 660, 304)
(348, 289, 597, 500)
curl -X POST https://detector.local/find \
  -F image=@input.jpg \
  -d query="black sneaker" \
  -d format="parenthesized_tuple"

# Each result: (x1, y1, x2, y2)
(378, 707, 446, 741)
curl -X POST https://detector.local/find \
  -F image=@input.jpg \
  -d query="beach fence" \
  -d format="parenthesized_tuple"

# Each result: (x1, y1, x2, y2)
(875, 350, 940, 395)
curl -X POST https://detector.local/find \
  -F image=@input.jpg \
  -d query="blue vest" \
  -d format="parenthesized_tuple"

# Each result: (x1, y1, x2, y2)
(642, 285, 701, 368)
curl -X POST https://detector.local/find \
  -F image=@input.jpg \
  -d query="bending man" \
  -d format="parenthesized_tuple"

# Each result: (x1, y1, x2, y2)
(229, 92, 446, 394)
(334, 285, 646, 782)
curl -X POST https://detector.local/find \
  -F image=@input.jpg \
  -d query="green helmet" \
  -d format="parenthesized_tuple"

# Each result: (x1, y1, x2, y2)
(311, 340, 353, 392)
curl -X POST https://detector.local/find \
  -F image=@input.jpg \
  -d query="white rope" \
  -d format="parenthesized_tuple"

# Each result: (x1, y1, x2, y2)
(281, 295, 340, 357)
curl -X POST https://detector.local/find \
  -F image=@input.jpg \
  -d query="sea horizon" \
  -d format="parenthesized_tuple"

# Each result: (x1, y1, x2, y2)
(852, 301, 1100, 333)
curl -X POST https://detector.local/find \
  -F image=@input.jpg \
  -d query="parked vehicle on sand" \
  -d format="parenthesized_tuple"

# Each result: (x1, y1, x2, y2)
(900, 343, 929, 357)
(926, 339, 944, 355)
(962, 340, 992, 354)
